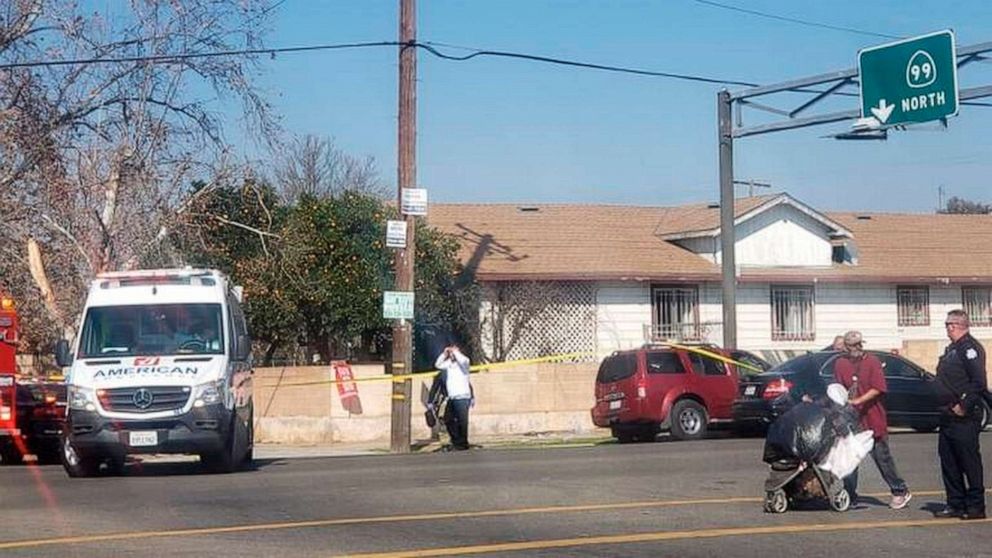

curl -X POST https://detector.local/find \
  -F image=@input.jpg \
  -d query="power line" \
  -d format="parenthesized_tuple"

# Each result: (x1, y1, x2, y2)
(0, 39, 758, 87)
(691, 0, 900, 40)
(0, 41, 403, 69)
(12, 35, 990, 110)
(418, 42, 758, 86)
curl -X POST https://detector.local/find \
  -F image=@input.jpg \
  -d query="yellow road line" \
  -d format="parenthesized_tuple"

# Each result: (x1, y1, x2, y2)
(336, 517, 992, 558)
(0, 490, 959, 550)
(0, 497, 751, 549)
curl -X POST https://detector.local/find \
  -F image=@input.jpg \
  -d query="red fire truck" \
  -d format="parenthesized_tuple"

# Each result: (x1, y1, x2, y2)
(0, 296, 66, 464)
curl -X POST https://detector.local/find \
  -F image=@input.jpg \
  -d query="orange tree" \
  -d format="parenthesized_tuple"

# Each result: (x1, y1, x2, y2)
(176, 184, 476, 366)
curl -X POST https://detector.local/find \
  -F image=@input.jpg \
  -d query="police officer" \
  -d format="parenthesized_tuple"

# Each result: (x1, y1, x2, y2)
(934, 310, 987, 520)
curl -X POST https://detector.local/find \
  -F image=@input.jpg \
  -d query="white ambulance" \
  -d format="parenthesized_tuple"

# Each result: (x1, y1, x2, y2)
(55, 269, 253, 476)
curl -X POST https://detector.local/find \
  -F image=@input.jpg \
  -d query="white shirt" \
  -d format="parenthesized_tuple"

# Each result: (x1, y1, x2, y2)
(435, 348, 472, 400)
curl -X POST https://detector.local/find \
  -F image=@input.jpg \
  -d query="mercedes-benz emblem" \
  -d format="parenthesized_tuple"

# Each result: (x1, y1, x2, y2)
(132, 388, 154, 410)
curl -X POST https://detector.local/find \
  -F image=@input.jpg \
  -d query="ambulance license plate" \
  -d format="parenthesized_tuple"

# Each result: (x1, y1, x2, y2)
(129, 431, 158, 447)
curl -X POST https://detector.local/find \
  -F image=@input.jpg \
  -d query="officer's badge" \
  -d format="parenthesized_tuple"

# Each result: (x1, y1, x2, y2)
(966, 348, 978, 360)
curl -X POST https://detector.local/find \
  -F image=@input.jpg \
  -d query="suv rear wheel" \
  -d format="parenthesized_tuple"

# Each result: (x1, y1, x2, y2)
(670, 400, 707, 441)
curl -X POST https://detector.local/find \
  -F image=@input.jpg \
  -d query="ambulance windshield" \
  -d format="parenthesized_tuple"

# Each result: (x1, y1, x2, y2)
(78, 304, 224, 358)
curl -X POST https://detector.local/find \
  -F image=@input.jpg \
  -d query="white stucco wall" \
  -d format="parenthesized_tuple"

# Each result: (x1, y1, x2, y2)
(674, 237, 717, 264)
(591, 280, 980, 356)
(725, 205, 835, 267)
(673, 204, 840, 268)
(595, 282, 651, 355)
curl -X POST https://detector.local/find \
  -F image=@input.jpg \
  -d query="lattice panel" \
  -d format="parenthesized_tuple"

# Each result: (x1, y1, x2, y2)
(479, 281, 595, 362)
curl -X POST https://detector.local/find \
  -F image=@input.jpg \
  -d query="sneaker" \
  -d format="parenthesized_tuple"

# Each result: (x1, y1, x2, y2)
(933, 506, 963, 518)
(889, 492, 912, 510)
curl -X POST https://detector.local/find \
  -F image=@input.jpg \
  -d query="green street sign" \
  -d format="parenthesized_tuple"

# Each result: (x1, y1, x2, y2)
(383, 291, 414, 320)
(858, 30, 959, 126)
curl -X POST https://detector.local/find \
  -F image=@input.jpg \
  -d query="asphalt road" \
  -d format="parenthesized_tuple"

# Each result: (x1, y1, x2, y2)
(1, 432, 991, 557)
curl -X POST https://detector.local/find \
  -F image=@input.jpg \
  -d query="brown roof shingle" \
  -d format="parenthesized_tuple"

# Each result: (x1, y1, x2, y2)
(427, 198, 992, 283)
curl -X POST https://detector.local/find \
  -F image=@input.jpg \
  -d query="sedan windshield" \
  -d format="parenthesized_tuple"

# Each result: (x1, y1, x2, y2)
(78, 304, 224, 358)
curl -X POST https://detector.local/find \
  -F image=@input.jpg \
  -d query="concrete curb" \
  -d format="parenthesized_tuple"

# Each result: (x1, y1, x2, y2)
(253, 433, 615, 460)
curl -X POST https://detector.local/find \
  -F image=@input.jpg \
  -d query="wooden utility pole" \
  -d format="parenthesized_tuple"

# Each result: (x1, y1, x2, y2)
(390, 0, 416, 453)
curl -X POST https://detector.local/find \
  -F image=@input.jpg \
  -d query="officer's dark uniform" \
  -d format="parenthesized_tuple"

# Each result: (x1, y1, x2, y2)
(936, 332, 988, 517)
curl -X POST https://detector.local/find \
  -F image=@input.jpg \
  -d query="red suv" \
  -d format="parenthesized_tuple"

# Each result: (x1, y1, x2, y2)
(591, 344, 741, 442)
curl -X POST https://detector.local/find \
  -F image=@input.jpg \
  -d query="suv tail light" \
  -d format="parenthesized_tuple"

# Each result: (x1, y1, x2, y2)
(636, 379, 647, 399)
(762, 378, 793, 400)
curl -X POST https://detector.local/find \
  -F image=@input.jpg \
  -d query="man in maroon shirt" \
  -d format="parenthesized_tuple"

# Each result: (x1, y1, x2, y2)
(833, 330, 912, 509)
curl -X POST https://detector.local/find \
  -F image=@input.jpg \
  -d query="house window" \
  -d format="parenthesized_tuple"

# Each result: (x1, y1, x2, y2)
(771, 285, 815, 341)
(897, 286, 929, 326)
(651, 285, 700, 341)
(962, 287, 992, 327)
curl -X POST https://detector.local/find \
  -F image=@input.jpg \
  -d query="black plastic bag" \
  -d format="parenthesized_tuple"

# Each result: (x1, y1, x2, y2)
(763, 402, 844, 464)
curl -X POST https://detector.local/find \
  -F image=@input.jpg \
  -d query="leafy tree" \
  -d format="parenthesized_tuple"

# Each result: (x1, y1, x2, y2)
(174, 180, 298, 365)
(940, 196, 991, 214)
(412, 223, 480, 368)
(175, 183, 477, 367)
(279, 192, 393, 362)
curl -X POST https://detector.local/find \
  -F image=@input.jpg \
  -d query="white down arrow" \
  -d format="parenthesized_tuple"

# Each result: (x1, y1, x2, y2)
(870, 99, 894, 124)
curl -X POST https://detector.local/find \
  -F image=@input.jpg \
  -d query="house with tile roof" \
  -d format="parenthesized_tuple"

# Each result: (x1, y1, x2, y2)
(428, 194, 992, 363)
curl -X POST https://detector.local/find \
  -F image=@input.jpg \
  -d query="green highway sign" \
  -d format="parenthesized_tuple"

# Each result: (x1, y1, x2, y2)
(383, 291, 414, 320)
(858, 30, 959, 126)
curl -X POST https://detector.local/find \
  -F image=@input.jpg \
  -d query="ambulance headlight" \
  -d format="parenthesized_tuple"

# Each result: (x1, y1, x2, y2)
(69, 386, 96, 411)
(193, 380, 225, 407)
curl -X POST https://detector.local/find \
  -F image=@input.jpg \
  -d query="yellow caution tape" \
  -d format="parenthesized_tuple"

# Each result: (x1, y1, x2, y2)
(659, 342, 765, 373)
(253, 347, 760, 389)
(254, 352, 593, 389)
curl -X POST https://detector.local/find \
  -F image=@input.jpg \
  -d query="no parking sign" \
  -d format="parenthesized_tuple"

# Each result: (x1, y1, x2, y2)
(332, 361, 363, 415)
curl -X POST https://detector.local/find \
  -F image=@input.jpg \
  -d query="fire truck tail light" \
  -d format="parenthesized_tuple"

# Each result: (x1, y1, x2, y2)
(1, 406, 10, 421)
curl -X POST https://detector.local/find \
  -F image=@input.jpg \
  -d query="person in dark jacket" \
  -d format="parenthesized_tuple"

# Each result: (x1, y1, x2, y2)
(934, 310, 988, 520)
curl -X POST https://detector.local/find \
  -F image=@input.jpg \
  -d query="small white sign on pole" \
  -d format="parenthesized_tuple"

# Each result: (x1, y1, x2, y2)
(386, 220, 407, 248)
(401, 188, 428, 216)
(383, 291, 415, 320)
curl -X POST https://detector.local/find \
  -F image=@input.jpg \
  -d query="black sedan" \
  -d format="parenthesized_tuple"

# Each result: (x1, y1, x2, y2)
(732, 350, 990, 433)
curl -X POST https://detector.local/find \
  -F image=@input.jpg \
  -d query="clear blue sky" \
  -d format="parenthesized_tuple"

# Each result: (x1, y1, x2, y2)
(238, 0, 992, 212)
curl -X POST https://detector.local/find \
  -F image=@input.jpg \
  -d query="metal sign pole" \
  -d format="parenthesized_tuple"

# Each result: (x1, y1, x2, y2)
(717, 90, 737, 350)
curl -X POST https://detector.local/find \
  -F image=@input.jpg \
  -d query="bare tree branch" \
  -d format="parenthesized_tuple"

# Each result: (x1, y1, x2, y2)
(0, 0, 278, 350)
(40, 213, 93, 271)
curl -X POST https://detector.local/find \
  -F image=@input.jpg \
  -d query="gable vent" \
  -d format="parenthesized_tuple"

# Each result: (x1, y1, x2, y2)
(856, 215, 872, 220)
(517, 206, 540, 213)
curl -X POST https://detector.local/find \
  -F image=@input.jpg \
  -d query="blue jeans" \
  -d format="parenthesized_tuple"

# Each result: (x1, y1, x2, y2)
(843, 438, 908, 499)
